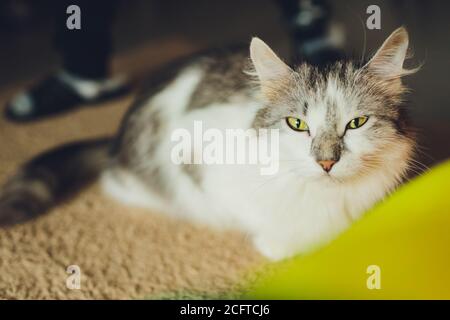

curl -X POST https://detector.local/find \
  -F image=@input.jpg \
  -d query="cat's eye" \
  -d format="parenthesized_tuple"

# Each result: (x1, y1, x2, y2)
(286, 117, 309, 132)
(346, 116, 369, 130)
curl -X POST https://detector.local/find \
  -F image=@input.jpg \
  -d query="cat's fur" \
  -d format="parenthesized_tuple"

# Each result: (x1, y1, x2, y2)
(0, 28, 417, 260)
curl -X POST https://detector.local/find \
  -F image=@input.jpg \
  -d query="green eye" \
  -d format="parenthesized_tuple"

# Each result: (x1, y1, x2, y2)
(346, 116, 369, 130)
(286, 117, 309, 132)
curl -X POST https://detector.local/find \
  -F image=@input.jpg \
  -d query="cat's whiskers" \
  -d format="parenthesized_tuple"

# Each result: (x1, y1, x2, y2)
(408, 158, 430, 171)
(413, 144, 433, 161)
(405, 163, 426, 177)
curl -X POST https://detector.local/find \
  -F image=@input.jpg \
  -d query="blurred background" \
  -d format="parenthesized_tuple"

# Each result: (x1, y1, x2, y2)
(0, 0, 448, 169)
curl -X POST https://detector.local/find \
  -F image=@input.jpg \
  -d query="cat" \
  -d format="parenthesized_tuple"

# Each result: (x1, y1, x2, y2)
(0, 27, 418, 260)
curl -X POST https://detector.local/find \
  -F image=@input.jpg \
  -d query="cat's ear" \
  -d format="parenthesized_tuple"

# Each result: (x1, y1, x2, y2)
(249, 37, 293, 83)
(364, 27, 417, 79)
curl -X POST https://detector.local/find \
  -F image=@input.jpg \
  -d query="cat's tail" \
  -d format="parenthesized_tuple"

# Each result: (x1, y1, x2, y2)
(0, 137, 111, 227)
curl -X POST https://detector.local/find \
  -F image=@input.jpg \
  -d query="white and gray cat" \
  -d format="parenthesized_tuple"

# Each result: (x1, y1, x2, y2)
(0, 27, 417, 260)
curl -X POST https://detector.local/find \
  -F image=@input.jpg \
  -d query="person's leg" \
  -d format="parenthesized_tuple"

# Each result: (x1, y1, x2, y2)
(55, 0, 113, 80)
(277, 0, 345, 66)
(5, 0, 128, 122)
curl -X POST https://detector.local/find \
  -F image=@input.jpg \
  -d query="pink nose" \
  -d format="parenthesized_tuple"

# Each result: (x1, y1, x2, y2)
(317, 160, 336, 172)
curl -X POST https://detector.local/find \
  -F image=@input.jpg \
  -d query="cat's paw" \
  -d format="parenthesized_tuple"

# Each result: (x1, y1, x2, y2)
(253, 236, 296, 261)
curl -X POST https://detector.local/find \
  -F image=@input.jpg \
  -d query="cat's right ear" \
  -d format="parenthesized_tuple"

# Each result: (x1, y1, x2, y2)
(249, 37, 293, 84)
(364, 27, 418, 80)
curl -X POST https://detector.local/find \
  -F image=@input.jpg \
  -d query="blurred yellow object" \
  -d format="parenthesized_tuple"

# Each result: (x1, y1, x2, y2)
(247, 160, 450, 299)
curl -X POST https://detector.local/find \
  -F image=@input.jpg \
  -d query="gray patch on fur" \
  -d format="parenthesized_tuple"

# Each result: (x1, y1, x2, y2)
(187, 50, 255, 111)
(181, 164, 202, 187)
(113, 96, 170, 196)
(311, 130, 343, 161)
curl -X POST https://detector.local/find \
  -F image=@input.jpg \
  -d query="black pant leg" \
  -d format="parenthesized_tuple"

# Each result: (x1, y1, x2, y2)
(54, 0, 118, 79)
(276, 0, 337, 64)
(277, 0, 331, 40)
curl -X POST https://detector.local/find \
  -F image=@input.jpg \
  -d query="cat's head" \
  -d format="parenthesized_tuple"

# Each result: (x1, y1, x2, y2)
(250, 27, 418, 184)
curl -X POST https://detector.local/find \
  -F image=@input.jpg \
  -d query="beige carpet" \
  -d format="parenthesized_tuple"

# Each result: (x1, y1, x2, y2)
(0, 39, 264, 299)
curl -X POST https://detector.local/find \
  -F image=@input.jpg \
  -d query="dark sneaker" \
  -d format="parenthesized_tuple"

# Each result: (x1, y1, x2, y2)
(5, 74, 130, 122)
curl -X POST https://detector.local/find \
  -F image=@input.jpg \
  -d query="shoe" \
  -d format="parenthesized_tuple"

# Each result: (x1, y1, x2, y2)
(5, 72, 130, 122)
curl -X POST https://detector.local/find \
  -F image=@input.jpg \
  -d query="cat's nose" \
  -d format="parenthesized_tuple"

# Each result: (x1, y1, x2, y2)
(317, 160, 336, 172)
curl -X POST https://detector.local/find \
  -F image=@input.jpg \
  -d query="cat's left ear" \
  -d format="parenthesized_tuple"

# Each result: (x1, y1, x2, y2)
(249, 37, 293, 84)
(364, 27, 418, 79)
